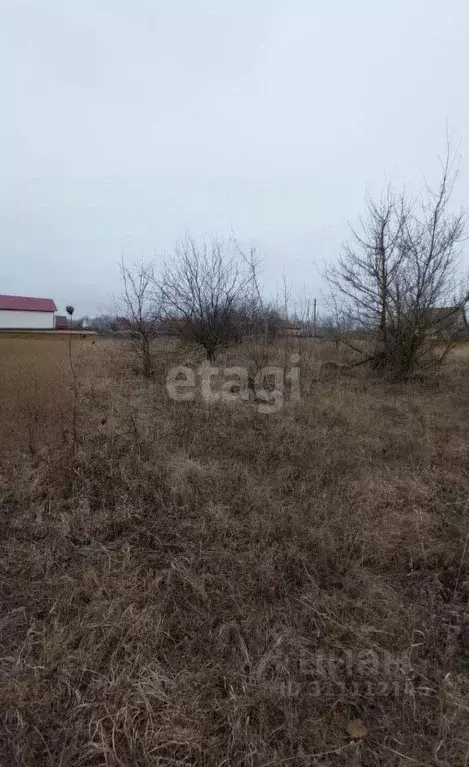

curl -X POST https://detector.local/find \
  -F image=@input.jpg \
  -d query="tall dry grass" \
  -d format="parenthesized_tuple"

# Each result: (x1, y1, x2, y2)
(1, 335, 469, 765)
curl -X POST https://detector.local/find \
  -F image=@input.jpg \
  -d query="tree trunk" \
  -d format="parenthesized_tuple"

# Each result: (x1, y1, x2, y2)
(142, 337, 152, 378)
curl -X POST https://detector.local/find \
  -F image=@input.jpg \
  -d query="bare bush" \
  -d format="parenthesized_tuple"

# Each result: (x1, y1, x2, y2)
(326, 146, 468, 378)
(160, 235, 262, 361)
(119, 259, 161, 378)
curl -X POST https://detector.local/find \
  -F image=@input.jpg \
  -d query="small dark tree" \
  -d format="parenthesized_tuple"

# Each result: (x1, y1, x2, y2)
(119, 260, 161, 378)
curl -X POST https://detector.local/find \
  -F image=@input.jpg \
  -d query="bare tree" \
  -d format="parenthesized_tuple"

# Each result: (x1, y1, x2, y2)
(326, 147, 468, 377)
(66, 305, 78, 452)
(291, 291, 319, 336)
(160, 235, 261, 361)
(231, 235, 282, 342)
(119, 259, 161, 378)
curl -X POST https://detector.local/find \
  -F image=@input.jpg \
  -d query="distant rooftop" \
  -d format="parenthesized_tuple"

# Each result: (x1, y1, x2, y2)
(55, 315, 69, 330)
(0, 294, 57, 313)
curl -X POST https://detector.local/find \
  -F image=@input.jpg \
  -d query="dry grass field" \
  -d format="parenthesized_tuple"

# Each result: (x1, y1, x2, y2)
(1, 334, 469, 765)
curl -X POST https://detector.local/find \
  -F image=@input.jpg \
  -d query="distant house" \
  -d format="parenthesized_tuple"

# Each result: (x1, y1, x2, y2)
(424, 307, 469, 339)
(54, 315, 69, 330)
(0, 294, 57, 330)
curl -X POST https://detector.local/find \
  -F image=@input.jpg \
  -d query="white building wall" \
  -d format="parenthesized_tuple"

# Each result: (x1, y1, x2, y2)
(0, 310, 55, 329)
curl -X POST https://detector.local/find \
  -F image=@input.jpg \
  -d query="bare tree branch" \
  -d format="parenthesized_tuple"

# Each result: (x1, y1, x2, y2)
(158, 235, 263, 361)
(118, 258, 162, 378)
(325, 146, 468, 378)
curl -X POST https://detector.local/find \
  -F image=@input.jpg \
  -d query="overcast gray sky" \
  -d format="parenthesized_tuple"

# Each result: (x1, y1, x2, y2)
(1, 0, 468, 316)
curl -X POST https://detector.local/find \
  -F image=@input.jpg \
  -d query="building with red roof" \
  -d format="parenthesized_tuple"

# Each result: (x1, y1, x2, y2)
(0, 294, 58, 330)
(54, 315, 69, 330)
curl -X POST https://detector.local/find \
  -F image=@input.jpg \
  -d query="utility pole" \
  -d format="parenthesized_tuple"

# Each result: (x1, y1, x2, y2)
(313, 298, 317, 337)
(282, 274, 289, 321)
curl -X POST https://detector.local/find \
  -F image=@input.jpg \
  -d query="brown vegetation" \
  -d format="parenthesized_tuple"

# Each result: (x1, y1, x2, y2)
(1, 335, 469, 765)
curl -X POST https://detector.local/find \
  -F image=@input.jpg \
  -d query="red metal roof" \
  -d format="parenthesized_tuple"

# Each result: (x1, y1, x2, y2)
(0, 294, 57, 312)
(55, 315, 69, 329)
